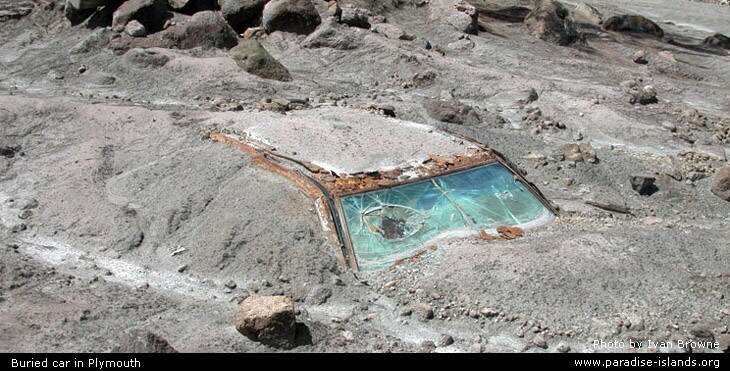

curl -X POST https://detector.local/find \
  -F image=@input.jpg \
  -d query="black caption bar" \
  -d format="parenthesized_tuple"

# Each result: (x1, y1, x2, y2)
(2, 352, 726, 370)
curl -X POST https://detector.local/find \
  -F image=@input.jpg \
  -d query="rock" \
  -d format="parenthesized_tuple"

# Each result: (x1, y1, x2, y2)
(326, 1, 341, 21)
(123, 48, 170, 68)
(561, 143, 597, 163)
(409, 303, 434, 322)
(524, 0, 578, 46)
(710, 166, 730, 201)
(243, 26, 264, 39)
(628, 85, 658, 105)
(603, 14, 664, 38)
(125, 20, 147, 37)
(557, 342, 570, 353)
(420, 340, 436, 352)
(632, 50, 648, 64)
(112, 329, 177, 353)
(569, 2, 602, 26)
(224, 280, 237, 289)
(428, 0, 478, 34)
(262, 0, 321, 35)
(531, 334, 548, 349)
(161, 11, 239, 50)
(480, 307, 499, 317)
(235, 295, 296, 348)
(371, 23, 414, 40)
(469, 343, 483, 353)
(306, 285, 332, 305)
(630, 175, 657, 196)
(302, 19, 359, 50)
(220, 0, 267, 33)
(230, 39, 292, 81)
(438, 334, 454, 346)
(64, 0, 96, 25)
(112, 0, 169, 33)
(423, 99, 480, 125)
(339, 6, 370, 29)
(703, 33, 730, 49)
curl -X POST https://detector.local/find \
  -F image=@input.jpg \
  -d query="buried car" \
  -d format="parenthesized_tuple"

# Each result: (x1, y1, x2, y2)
(208, 107, 556, 271)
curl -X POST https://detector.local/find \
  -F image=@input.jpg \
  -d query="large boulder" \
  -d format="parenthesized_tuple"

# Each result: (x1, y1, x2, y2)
(112, 0, 169, 32)
(428, 0, 478, 35)
(111, 329, 177, 353)
(302, 19, 359, 50)
(711, 166, 730, 202)
(603, 14, 664, 38)
(161, 11, 239, 49)
(230, 39, 292, 81)
(423, 99, 480, 126)
(524, 0, 578, 46)
(235, 295, 296, 348)
(262, 0, 321, 35)
(219, 0, 267, 33)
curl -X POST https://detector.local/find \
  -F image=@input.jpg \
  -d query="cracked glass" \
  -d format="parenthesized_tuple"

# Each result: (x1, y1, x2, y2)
(340, 163, 552, 270)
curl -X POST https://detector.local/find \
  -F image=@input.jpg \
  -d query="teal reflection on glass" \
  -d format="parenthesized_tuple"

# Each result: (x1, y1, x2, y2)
(340, 163, 551, 270)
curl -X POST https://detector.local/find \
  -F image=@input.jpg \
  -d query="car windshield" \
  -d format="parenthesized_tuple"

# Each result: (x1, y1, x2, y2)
(340, 163, 553, 270)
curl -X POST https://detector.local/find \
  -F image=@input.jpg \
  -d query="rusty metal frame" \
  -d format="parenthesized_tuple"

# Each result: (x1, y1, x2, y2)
(207, 130, 557, 271)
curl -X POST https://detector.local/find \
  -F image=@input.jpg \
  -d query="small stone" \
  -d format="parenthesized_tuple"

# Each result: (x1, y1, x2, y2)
(469, 343, 483, 353)
(438, 334, 455, 346)
(125, 20, 147, 37)
(78, 65, 87, 74)
(177, 264, 188, 273)
(557, 342, 571, 353)
(224, 280, 237, 289)
(632, 50, 648, 64)
(480, 307, 499, 317)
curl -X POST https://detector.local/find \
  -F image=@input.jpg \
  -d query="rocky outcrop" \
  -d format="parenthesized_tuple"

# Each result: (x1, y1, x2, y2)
(112, 0, 169, 33)
(603, 14, 664, 38)
(112, 329, 177, 353)
(711, 166, 730, 201)
(219, 0, 267, 33)
(428, 0, 478, 35)
(524, 0, 578, 46)
(235, 295, 297, 348)
(230, 39, 292, 81)
(161, 10, 239, 49)
(262, 0, 321, 35)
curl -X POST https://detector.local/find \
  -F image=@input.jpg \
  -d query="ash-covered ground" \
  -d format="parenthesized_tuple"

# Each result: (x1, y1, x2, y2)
(0, 0, 729, 353)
